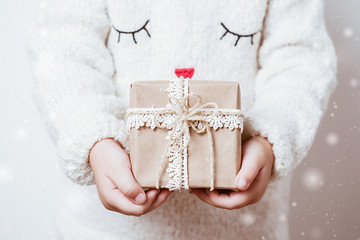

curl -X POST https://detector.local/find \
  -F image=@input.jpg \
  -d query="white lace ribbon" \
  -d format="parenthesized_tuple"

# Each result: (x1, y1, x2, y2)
(126, 77, 244, 191)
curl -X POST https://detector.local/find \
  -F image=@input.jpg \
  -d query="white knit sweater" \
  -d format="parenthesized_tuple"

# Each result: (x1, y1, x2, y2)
(27, 0, 337, 239)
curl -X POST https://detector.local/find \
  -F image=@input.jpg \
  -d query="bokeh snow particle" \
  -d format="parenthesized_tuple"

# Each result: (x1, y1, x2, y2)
(326, 132, 339, 146)
(310, 227, 323, 239)
(343, 27, 354, 38)
(302, 168, 325, 191)
(240, 212, 256, 226)
(349, 78, 359, 88)
(14, 127, 29, 140)
(278, 213, 287, 223)
(0, 164, 14, 184)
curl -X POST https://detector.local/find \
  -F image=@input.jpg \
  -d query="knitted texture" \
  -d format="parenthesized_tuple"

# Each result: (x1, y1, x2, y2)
(243, 0, 337, 183)
(27, 0, 337, 239)
(27, 0, 130, 185)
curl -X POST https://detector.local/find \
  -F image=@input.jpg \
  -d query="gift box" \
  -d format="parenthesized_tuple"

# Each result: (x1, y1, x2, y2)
(126, 69, 243, 191)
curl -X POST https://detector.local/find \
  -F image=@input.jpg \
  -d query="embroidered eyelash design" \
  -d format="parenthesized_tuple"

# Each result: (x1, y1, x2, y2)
(220, 23, 258, 46)
(112, 19, 151, 44)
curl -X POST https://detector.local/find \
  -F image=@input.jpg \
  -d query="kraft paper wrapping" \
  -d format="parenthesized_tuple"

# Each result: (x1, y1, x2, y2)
(128, 80, 242, 191)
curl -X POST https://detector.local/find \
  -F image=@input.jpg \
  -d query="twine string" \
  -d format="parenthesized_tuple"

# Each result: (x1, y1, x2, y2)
(154, 90, 219, 191)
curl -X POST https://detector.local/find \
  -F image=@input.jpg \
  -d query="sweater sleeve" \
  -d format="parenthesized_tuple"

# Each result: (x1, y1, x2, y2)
(26, 0, 128, 185)
(241, 0, 337, 182)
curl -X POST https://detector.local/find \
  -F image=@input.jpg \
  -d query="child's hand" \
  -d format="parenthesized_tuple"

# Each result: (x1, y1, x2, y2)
(191, 136, 274, 210)
(89, 138, 173, 216)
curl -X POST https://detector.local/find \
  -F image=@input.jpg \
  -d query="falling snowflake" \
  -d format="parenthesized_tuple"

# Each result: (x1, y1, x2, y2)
(0, 164, 14, 184)
(310, 227, 323, 239)
(240, 212, 256, 226)
(14, 127, 29, 140)
(343, 27, 354, 38)
(326, 132, 339, 146)
(349, 78, 359, 88)
(278, 213, 287, 222)
(292, 201, 297, 207)
(302, 168, 325, 191)
(332, 101, 338, 109)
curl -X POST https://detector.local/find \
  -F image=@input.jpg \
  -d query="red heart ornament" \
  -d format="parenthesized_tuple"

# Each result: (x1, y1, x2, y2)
(175, 68, 195, 79)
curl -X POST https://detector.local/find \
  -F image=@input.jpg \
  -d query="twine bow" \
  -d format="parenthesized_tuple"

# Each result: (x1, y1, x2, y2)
(153, 92, 219, 191)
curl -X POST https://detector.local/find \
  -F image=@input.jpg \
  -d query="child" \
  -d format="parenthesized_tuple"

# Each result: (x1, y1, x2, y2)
(27, 0, 337, 239)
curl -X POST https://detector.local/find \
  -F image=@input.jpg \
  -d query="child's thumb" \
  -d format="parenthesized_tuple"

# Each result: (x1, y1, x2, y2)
(112, 165, 147, 205)
(235, 155, 261, 191)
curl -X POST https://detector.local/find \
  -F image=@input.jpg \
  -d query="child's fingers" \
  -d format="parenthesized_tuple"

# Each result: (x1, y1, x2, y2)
(190, 188, 217, 207)
(145, 189, 173, 213)
(235, 149, 263, 191)
(206, 167, 269, 209)
(205, 189, 249, 210)
(192, 188, 249, 210)
(109, 163, 147, 205)
(105, 187, 159, 216)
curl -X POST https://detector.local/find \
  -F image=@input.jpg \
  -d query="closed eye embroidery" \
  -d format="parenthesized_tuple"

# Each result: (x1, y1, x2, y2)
(112, 19, 151, 44)
(220, 22, 258, 46)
